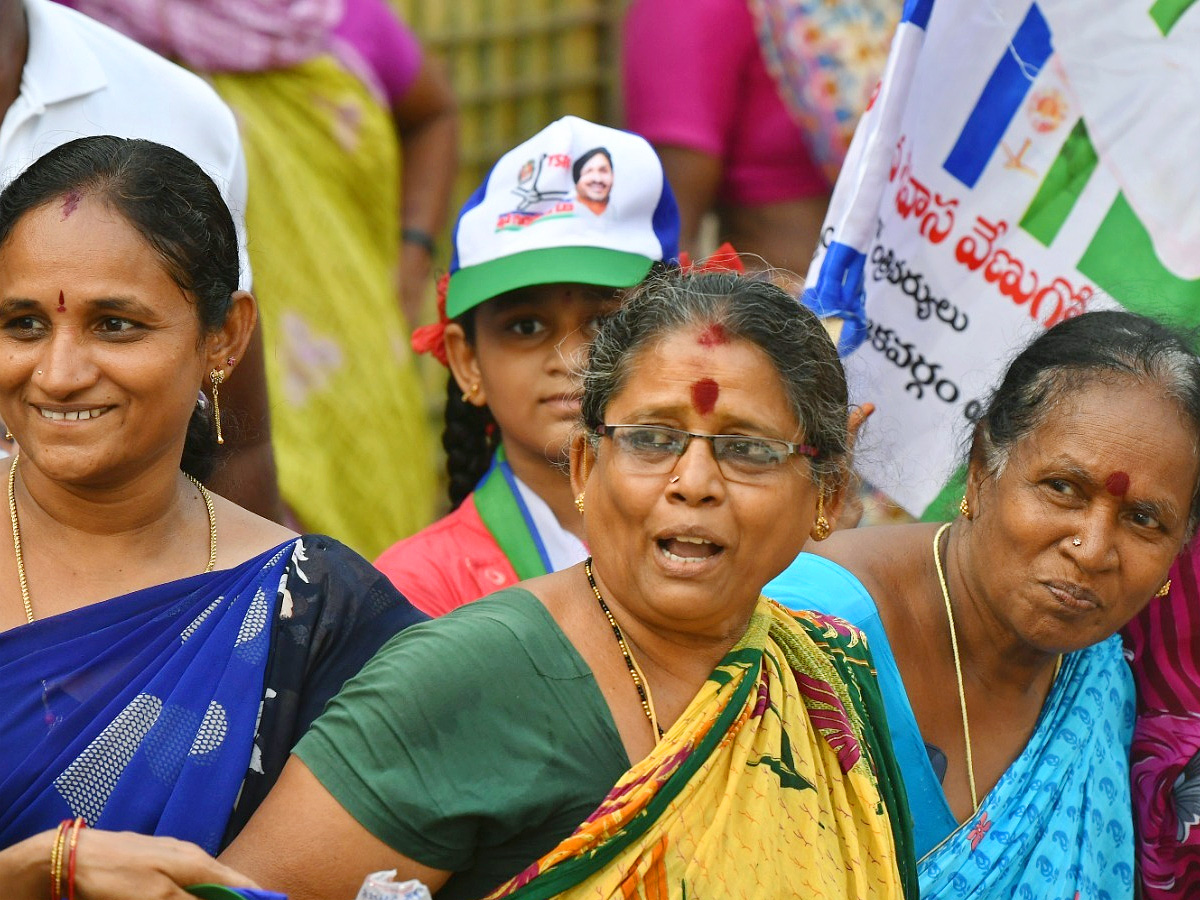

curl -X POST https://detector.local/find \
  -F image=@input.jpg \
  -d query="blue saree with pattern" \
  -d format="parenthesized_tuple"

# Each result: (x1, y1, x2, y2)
(768, 552, 1137, 899)
(917, 637, 1136, 899)
(0, 540, 296, 854)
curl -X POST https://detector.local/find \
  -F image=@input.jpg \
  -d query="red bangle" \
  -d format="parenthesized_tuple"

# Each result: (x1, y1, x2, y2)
(66, 818, 87, 900)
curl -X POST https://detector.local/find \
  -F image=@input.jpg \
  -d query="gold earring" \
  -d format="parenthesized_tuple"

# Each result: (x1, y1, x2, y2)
(811, 494, 832, 541)
(574, 492, 585, 515)
(461, 383, 479, 403)
(1156, 580, 1173, 598)
(959, 495, 971, 519)
(3, 427, 11, 441)
(209, 368, 226, 445)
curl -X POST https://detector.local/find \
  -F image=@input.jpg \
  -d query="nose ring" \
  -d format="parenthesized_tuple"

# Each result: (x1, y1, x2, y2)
(1072, 537, 1082, 547)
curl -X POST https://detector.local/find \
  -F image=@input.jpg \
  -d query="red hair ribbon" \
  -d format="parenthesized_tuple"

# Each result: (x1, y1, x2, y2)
(677, 241, 746, 274)
(410, 272, 451, 367)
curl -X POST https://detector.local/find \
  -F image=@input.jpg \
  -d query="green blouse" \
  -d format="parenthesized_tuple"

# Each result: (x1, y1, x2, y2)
(295, 588, 631, 900)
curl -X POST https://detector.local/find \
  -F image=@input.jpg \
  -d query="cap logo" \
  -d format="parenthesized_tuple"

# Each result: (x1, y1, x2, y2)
(497, 148, 616, 232)
(510, 153, 572, 213)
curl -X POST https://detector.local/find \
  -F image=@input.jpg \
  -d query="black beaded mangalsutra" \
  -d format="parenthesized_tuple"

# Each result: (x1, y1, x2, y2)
(585, 557, 664, 739)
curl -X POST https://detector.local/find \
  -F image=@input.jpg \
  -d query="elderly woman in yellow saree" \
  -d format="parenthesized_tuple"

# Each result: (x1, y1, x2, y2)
(219, 270, 917, 899)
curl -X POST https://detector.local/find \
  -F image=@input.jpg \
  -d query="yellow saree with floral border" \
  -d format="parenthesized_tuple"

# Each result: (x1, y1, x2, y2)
(485, 598, 917, 900)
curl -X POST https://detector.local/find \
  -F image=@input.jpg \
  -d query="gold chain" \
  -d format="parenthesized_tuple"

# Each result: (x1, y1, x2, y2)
(585, 557, 663, 739)
(933, 522, 1060, 816)
(932, 523, 980, 813)
(8, 453, 217, 624)
(7, 455, 32, 624)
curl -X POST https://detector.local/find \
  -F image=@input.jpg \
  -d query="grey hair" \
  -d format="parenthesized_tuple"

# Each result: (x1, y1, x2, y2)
(971, 310, 1200, 533)
(580, 269, 850, 487)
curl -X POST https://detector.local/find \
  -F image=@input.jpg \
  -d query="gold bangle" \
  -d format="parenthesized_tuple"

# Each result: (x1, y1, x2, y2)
(50, 819, 70, 900)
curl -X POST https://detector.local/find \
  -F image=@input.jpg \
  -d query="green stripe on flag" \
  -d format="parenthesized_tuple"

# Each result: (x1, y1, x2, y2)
(920, 465, 968, 523)
(1150, 0, 1197, 34)
(1020, 120, 1098, 247)
(1078, 193, 1200, 326)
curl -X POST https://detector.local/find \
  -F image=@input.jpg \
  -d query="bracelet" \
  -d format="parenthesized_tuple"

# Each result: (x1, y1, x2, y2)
(66, 817, 87, 900)
(49, 819, 71, 900)
(401, 227, 436, 255)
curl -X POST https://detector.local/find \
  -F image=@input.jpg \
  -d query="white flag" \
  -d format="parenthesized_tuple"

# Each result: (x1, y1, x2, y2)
(804, 0, 1200, 516)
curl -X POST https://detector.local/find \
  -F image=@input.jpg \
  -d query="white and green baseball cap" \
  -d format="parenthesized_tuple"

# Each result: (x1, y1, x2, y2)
(446, 116, 680, 318)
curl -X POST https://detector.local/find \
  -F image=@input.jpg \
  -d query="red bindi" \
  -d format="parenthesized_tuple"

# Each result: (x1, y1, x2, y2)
(56, 290, 66, 313)
(691, 378, 720, 415)
(1105, 471, 1130, 497)
(61, 191, 81, 220)
(697, 323, 730, 347)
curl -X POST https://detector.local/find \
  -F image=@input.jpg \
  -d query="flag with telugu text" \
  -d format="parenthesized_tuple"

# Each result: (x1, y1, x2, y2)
(804, 0, 1200, 516)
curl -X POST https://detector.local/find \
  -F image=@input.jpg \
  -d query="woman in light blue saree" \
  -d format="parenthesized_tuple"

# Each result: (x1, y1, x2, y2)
(768, 311, 1200, 899)
(0, 137, 424, 898)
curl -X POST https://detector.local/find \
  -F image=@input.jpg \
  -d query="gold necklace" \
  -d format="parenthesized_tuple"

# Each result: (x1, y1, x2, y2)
(8, 453, 217, 624)
(933, 522, 1061, 815)
(585, 557, 664, 739)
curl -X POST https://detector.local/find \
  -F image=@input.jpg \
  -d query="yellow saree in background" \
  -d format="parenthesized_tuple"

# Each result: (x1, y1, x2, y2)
(486, 599, 917, 900)
(209, 57, 436, 558)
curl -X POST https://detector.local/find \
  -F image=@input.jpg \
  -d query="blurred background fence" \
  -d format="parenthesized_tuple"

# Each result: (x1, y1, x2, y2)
(392, 0, 624, 218)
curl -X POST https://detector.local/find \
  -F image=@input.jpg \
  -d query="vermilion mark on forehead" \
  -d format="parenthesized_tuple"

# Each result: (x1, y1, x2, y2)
(1105, 471, 1130, 496)
(61, 191, 81, 220)
(697, 323, 729, 347)
(56, 290, 66, 313)
(691, 378, 719, 415)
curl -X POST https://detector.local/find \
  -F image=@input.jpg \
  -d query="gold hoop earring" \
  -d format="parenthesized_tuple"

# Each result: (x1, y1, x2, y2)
(811, 494, 832, 541)
(209, 368, 226, 445)
(461, 383, 479, 403)
(1156, 580, 1173, 598)
(959, 495, 971, 519)
(574, 492, 585, 515)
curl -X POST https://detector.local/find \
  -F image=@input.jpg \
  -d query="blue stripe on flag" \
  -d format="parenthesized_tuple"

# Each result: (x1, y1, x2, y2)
(801, 241, 868, 356)
(943, 3, 1053, 188)
(902, 0, 935, 28)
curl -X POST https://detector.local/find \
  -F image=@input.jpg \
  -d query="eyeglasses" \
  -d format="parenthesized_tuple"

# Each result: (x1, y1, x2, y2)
(595, 423, 817, 482)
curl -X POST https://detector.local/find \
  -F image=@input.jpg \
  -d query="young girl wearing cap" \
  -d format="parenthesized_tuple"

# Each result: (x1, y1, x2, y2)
(375, 116, 680, 616)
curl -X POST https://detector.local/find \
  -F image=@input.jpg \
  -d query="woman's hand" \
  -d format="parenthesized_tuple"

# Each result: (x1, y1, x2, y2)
(0, 827, 260, 900)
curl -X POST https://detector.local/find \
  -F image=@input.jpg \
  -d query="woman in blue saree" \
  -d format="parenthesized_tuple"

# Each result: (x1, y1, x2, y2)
(768, 311, 1200, 899)
(0, 136, 425, 897)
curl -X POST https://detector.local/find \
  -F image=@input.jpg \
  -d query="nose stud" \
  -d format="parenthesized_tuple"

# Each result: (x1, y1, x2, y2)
(36, 370, 42, 376)
(669, 475, 680, 484)
(1072, 537, 1082, 547)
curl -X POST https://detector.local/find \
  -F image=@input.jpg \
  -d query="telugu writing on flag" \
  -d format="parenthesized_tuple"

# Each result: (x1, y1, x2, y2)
(804, 0, 1200, 516)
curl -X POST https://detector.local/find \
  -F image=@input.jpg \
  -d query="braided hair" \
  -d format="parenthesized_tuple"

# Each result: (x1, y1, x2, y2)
(443, 310, 499, 509)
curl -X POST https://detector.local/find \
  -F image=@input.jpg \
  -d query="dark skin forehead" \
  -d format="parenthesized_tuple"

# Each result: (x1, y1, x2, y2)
(484, 283, 619, 313)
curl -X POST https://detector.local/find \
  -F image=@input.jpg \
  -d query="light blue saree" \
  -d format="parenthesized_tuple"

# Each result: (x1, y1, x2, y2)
(767, 552, 1136, 898)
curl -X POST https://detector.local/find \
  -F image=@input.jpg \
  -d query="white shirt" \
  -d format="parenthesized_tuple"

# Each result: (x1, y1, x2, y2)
(0, 0, 251, 288)
(513, 475, 588, 573)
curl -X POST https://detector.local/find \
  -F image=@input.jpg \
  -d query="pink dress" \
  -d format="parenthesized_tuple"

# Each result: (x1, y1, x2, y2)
(1125, 537, 1200, 899)
(622, 0, 827, 207)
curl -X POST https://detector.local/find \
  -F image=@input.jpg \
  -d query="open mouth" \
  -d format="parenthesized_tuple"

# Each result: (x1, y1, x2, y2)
(657, 535, 724, 564)
(37, 406, 110, 421)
